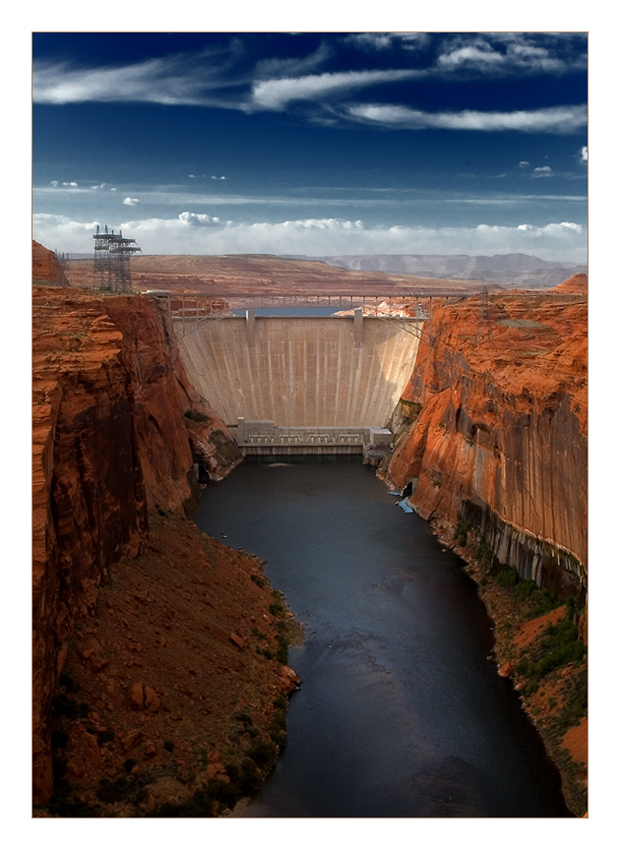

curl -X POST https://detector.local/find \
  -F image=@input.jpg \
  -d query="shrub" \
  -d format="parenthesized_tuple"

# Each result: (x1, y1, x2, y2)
(51, 731, 69, 749)
(96, 776, 131, 803)
(476, 540, 494, 570)
(518, 618, 586, 685)
(58, 673, 79, 693)
(454, 513, 471, 547)
(496, 566, 519, 588)
(97, 729, 115, 746)
(51, 694, 80, 720)
(184, 409, 207, 423)
(246, 741, 277, 771)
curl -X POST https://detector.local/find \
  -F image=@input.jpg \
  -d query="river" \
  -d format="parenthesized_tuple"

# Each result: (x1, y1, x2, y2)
(193, 460, 571, 818)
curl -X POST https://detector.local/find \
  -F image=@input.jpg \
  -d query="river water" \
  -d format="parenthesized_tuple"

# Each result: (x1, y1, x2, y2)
(193, 460, 571, 818)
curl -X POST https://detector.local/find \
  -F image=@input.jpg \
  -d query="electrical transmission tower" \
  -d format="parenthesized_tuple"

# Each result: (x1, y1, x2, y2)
(475, 286, 493, 342)
(93, 225, 141, 293)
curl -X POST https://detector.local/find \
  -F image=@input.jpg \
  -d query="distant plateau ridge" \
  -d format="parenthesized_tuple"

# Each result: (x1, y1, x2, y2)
(285, 253, 587, 289)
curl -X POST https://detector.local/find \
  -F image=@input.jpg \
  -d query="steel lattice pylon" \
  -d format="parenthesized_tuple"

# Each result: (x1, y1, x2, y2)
(93, 225, 141, 293)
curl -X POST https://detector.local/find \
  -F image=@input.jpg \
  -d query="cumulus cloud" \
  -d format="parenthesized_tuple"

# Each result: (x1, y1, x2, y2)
(123, 197, 140, 206)
(33, 213, 586, 264)
(178, 211, 220, 226)
(211, 175, 226, 180)
(518, 161, 530, 168)
(348, 103, 587, 133)
(581, 145, 588, 162)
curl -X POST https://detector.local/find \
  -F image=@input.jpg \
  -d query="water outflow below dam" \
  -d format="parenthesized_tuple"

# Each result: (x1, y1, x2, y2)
(194, 461, 571, 818)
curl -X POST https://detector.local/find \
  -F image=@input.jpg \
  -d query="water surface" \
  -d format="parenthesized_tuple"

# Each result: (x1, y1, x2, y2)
(194, 461, 570, 818)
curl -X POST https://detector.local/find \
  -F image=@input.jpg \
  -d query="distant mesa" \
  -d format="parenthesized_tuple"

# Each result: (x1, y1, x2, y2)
(550, 273, 588, 294)
(288, 253, 587, 290)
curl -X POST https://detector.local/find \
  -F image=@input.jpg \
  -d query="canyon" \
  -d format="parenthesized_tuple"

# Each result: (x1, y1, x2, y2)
(32, 242, 587, 816)
(32, 260, 299, 815)
(381, 275, 588, 812)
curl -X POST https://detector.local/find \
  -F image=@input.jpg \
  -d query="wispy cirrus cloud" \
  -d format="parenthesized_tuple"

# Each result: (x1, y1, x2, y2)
(33, 42, 245, 107)
(343, 33, 431, 52)
(250, 69, 420, 111)
(436, 32, 587, 75)
(33, 32, 587, 127)
(347, 103, 587, 133)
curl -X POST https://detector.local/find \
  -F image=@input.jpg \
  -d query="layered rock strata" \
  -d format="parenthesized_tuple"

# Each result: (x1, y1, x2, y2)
(33, 288, 244, 805)
(384, 282, 587, 598)
(381, 280, 588, 813)
(32, 240, 70, 287)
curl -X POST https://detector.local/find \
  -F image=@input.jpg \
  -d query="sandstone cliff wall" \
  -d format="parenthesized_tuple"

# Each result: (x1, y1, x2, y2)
(33, 240, 70, 287)
(384, 287, 587, 599)
(32, 288, 243, 803)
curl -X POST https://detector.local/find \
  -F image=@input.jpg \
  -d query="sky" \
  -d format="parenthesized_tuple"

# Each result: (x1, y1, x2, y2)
(32, 31, 588, 262)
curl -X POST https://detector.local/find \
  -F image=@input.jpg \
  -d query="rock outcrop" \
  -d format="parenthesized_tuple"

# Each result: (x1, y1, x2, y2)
(32, 287, 244, 804)
(381, 280, 588, 813)
(33, 240, 70, 287)
(383, 283, 587, 598)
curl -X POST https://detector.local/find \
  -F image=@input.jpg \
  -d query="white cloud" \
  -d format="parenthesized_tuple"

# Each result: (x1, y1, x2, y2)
(33, 213, 587, 264)
(344, 33, 430, 52)
(33, 43, 244, 107)
(581, 146, 588, 162)
(123, 197, 140, 206)
(437, 33, 587, 76)
(251, 69, 420, 111)
(210, 176, 226, 180)
(519, 161, 530, 168)
(178, 212, 220, 226)
(62, 181, 78, 187)
(348, 103, 587, 133)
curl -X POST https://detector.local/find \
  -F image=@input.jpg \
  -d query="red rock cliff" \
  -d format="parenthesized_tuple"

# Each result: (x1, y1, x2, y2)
(32, 287, 243, 803)
(33, 240, 70, 287)
(384, 284, 587, 598)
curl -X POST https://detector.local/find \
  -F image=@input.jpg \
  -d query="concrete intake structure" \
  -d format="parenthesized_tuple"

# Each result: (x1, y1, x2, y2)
(175, 313, 422, 453)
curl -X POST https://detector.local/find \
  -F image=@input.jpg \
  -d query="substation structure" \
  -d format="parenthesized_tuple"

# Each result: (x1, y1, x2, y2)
(93, 225, 141, 293)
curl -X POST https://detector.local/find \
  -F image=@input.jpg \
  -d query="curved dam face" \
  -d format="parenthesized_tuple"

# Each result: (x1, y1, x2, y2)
(176, 315, 422, 429)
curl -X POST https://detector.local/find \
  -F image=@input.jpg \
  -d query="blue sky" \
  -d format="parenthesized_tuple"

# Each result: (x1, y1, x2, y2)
(32, 31, 587, 261)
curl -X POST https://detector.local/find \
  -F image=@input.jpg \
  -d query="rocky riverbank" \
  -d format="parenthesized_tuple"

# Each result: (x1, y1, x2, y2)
(32, 282, 299, 815)
(379, 278, 588, 815)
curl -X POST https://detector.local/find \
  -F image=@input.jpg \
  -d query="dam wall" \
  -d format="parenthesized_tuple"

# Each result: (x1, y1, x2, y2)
(176, 316, 422, 429)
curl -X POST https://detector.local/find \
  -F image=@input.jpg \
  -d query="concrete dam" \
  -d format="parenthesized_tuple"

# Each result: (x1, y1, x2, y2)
(174, 310, 423, 458)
